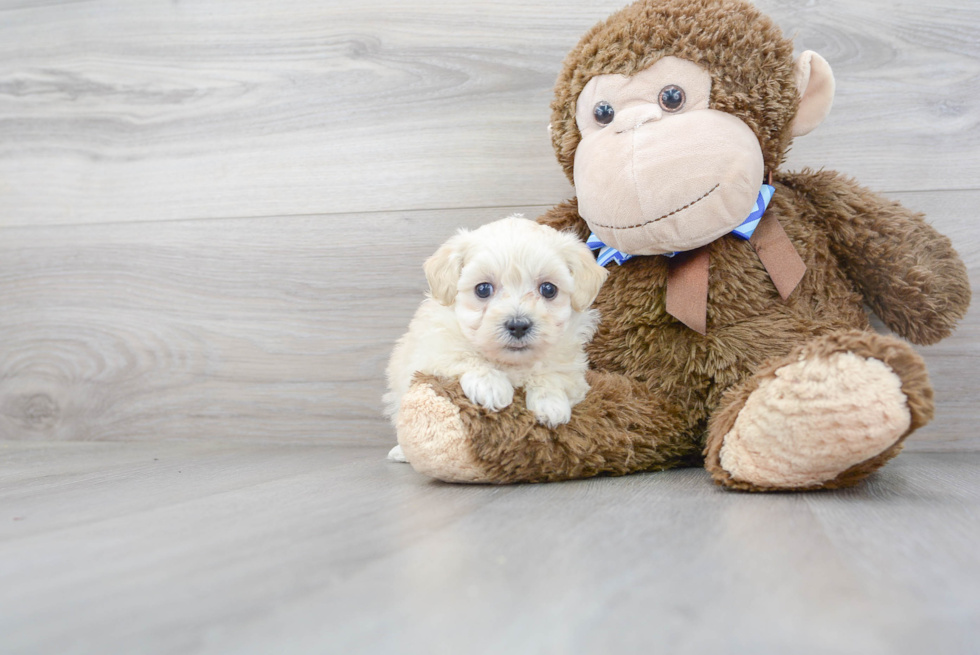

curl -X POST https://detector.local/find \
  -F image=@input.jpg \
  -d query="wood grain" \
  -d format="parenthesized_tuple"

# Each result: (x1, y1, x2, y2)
(0, 193, 975, 448)
(1, 443, 978, 654)
(0, 0, 977, 227)
(0, 205, 544, 443)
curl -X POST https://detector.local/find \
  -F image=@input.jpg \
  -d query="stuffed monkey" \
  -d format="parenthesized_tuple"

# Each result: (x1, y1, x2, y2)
(394, 0, 971, 491)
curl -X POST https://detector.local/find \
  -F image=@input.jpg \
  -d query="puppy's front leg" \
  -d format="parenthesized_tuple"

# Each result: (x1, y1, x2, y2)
(459, 368, 514, 411)
(524, 376, 573, 428)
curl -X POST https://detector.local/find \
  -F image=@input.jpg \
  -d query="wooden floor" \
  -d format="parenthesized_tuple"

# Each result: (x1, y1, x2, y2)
(2, 442, 979, 655)
(1, 0, 978, 652)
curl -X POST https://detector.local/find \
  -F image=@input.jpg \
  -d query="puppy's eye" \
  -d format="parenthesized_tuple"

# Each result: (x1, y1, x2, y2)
(475, 283, 494, 299)
(539, 282, 558, 299)
(593, 101, 614, 126)
(659, 85, 685, 112)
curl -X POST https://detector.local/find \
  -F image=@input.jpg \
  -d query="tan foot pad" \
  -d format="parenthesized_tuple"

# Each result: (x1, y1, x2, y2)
(396, 383, 486, 483)
(719, 352, 911, 488)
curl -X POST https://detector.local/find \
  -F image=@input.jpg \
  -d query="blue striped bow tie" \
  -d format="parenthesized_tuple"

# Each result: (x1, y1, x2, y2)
(587, 184, 775, 267)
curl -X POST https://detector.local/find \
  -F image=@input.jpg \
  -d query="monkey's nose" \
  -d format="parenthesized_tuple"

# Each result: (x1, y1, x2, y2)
(505, 318, 532, 340)
(615, 105, 663, 133)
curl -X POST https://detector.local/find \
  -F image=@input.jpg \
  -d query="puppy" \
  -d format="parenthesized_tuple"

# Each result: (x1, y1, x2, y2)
(384, 215, 608, 462)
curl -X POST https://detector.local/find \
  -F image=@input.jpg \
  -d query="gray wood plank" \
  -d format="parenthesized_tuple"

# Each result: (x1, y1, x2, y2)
(0, 0, 977, 227)
(1, 442, 978, 654)
(0, 205, 541, 444)
(0, 193, 975, 448)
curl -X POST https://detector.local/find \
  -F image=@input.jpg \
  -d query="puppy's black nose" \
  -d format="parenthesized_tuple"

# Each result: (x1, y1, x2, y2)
(505, 318, 532, 340)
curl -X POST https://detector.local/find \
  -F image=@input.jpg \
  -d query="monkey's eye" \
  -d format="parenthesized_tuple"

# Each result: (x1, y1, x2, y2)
(659, 85, 686, 112)
(593, 101, 615, 126)
(539, 282, 558, 299)
(475, 283, 494, 299)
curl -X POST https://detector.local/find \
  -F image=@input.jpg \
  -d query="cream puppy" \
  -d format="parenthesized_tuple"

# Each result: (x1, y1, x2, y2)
(384, 216, 608, 462)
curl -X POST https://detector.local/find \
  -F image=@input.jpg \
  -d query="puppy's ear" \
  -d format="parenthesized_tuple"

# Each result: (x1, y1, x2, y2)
(564, 237, 608, 312)
(424, 232, 468, 306)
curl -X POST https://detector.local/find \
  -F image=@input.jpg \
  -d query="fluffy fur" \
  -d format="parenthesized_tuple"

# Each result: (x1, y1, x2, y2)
(393, 0, 971, 489)
(384, 216, 607, 439)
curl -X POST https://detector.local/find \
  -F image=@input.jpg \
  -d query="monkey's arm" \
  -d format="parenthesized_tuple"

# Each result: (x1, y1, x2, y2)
(784, 170, 971, 345)
(399, 370, 701, 483)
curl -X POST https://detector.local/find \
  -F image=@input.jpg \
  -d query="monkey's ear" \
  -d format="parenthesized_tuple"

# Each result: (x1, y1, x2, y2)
(424, 232, 468, 306)
(790, 51, 835, 137)
(564, 238, 609, 312)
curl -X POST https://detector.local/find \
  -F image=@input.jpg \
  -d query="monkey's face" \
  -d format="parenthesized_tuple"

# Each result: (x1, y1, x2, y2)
(573, 56, 765, 256)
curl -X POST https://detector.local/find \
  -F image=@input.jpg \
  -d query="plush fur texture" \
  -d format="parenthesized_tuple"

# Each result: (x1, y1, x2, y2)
(719, 352, 911, 487)
(401, 370, 702, 484)
(393, 0, 971, 490)
(395, 381, 485, 483)
(704, 330, 934, 491)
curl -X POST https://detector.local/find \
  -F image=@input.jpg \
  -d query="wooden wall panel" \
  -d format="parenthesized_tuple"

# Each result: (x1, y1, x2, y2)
(0, 206, 527, 443)
(0, 194, 975, 449)
(0, 0, 977, 226)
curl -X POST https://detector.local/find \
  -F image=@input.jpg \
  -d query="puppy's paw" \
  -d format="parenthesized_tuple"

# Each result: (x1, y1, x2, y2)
(460, 369, 514, 411)
(526, 388, 572, 428)
(387, 444, 408, 463)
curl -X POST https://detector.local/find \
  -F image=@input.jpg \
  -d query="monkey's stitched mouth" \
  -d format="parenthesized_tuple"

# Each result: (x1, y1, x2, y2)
(592, 183, 720, 230)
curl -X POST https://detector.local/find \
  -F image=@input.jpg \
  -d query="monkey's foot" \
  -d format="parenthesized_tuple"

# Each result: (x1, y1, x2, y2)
(705, 331, 934, 491)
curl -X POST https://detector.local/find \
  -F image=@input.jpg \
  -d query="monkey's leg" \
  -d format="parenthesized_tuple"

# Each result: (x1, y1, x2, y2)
(396, 371, 701, 483)
(704, 330, 934, 491)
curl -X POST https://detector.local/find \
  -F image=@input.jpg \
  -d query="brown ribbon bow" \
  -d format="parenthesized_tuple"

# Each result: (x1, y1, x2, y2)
(665, 214, 806, 334)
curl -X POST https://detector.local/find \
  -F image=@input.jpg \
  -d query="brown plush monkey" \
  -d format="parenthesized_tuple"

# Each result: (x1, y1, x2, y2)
(394, 0, 971, 491)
